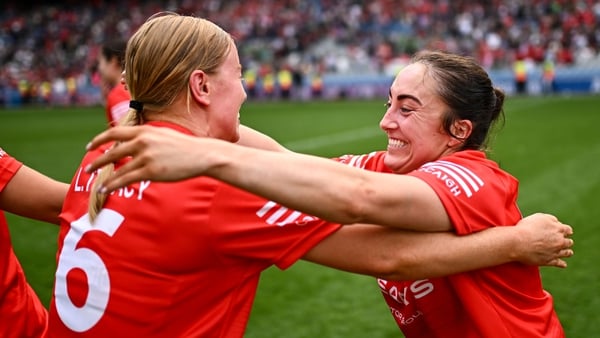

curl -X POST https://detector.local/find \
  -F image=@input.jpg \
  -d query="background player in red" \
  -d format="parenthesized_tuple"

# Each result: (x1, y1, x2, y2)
(0, 147, 67, 337)
(98, 39, 131, 127)
(86, 51, 573, 337)
(73, 14, 572, 337)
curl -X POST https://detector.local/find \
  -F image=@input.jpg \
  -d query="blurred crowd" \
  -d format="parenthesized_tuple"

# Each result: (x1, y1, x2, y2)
(1, 0, 600, 105)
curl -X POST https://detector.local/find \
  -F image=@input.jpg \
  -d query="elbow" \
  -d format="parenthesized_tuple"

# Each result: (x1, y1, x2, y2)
(372, 251, 421, 281)
(50, 206, 63, 225)
(50, 182, 68, 225)
(341, 197, 367, 225)
(341, 177, 379, 225)
(40, 202, 63, 225)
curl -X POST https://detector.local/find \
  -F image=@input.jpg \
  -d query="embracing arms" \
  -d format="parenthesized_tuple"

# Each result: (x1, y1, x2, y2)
(83, 126, 574, 278)
(304, 213, 573, 280)
(86, 125, 451, 231)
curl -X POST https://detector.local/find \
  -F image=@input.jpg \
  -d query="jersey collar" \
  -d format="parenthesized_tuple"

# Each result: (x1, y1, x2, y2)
(145, 121, 195, 136)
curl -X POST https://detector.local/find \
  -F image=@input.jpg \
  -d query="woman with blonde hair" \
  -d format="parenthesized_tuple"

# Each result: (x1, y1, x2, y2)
(50, 13, 573, 337)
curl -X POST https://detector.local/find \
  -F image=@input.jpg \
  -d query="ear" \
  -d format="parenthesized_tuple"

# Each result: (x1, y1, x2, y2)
(448, 119, 473, 147)
(189, 70, 210, 106)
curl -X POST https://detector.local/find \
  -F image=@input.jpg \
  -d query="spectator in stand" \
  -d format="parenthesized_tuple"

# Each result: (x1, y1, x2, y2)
(277, 65, 293, 100)
(1, 0, 599, 104)
(513, 55, 528, 95)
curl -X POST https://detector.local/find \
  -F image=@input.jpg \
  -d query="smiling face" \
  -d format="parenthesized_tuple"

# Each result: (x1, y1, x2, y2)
(379, 62, 457, 174)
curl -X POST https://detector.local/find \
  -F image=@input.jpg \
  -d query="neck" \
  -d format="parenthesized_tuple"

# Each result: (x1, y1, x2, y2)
(144, 97, 210, 137)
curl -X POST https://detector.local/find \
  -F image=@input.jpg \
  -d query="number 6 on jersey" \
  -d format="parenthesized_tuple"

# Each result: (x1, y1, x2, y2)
(54, 209, 124, 332)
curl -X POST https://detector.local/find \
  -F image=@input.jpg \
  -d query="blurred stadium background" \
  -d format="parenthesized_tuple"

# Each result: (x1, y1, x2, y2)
(2, 0, 600, 105)
(1, 1, 600, 337)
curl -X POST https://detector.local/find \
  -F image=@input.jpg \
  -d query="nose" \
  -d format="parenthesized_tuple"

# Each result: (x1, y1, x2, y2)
(379, 109, 399, 132)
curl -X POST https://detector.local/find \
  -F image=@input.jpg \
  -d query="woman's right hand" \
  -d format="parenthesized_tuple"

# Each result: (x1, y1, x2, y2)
(513, 213, 574, 268)
(85, 125, 218, 193)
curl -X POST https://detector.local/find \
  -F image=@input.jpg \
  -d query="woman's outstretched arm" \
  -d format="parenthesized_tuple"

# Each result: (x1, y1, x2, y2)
(86, 125, 451, 231)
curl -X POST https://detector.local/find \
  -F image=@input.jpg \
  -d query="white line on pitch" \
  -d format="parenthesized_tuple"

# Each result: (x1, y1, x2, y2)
(283, 126, 383, 151)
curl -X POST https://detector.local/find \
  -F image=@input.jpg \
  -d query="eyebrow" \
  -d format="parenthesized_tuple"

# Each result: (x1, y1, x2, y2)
(388, 89, 422, 105)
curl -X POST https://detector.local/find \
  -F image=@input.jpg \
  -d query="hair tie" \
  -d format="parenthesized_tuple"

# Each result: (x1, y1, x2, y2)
(129, 100, 144, 111)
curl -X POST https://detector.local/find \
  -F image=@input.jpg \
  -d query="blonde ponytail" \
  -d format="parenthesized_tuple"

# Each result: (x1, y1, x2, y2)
(87, 12, 231, 222)
(88, 106, 142, 222)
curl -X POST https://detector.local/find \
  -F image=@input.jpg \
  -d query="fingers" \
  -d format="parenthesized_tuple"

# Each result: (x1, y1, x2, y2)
(85, 141, 140, 174)
(546, 240, 574, 269)
(559, 248, 574, 258)
(85, 128, 153, 173)
(96, 155, 149, 193)
(86, 127, 142, 152)
(100, 167, 150, 193)
(551, 259, 567, 269)
(562, 224, 574, 236)
(564, 237, 574, 248)
(556, 235, 574, 260)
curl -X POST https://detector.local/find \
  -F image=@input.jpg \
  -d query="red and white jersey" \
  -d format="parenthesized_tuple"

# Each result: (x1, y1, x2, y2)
(338, 150, 564, 337)
(335, 151, 393, 174)
(47, 122, 341, 338)
(0, 149, 48, 338)
(105, 83, 130, 127)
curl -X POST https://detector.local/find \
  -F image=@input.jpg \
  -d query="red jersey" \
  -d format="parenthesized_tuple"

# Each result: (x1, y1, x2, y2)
(0, 149, 48, 338)
(48, 122, 341, 338)
(337, 150, 564, 337)
(105, 83, 130, 127)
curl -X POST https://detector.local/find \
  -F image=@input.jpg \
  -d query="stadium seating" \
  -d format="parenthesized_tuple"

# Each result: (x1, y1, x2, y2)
(1, 0, 599, 106)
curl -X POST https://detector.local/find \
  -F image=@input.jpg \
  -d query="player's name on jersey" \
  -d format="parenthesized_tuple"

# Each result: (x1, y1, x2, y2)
(72, 166, 151, 200)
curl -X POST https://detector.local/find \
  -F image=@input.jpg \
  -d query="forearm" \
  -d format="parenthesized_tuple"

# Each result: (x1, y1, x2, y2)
(85, 126, 449, 230)
(304, 224, 527, 281)
(204, 139, 450, 230)
(0, 165, 68, 225)
(381, 226, 522, 280)
(207, 141, 389, 225)
(393, 213, 574, 278)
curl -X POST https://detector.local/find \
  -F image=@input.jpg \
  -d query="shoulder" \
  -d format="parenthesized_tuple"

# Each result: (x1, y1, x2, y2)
(411, 150, 516, 199)
(335, 151, 391, 172)
(409, 150, 520, 233)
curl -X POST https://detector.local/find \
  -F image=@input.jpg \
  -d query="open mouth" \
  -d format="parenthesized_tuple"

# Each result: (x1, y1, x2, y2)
(388, 138, 407, 149)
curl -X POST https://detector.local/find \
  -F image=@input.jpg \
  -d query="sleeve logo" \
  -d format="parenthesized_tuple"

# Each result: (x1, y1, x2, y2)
(337, 151, 377, 169)
(418, 160, 484, 197)
(256, 201, 319, 226)
(0, 148, 5, 158)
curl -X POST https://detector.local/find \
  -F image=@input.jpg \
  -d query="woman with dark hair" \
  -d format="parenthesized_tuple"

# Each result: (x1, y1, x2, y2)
(86, 50, 570, 337)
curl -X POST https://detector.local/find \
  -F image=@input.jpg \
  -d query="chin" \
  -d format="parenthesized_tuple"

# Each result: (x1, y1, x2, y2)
(383, 157, 412, 174)
(383, 159, 402, 174)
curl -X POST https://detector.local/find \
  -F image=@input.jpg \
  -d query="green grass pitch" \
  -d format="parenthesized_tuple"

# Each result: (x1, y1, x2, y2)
(1, 95, 599, 337)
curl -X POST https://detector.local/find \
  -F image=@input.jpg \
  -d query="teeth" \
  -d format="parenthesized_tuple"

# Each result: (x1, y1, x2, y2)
(388, 138, 406, 148)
